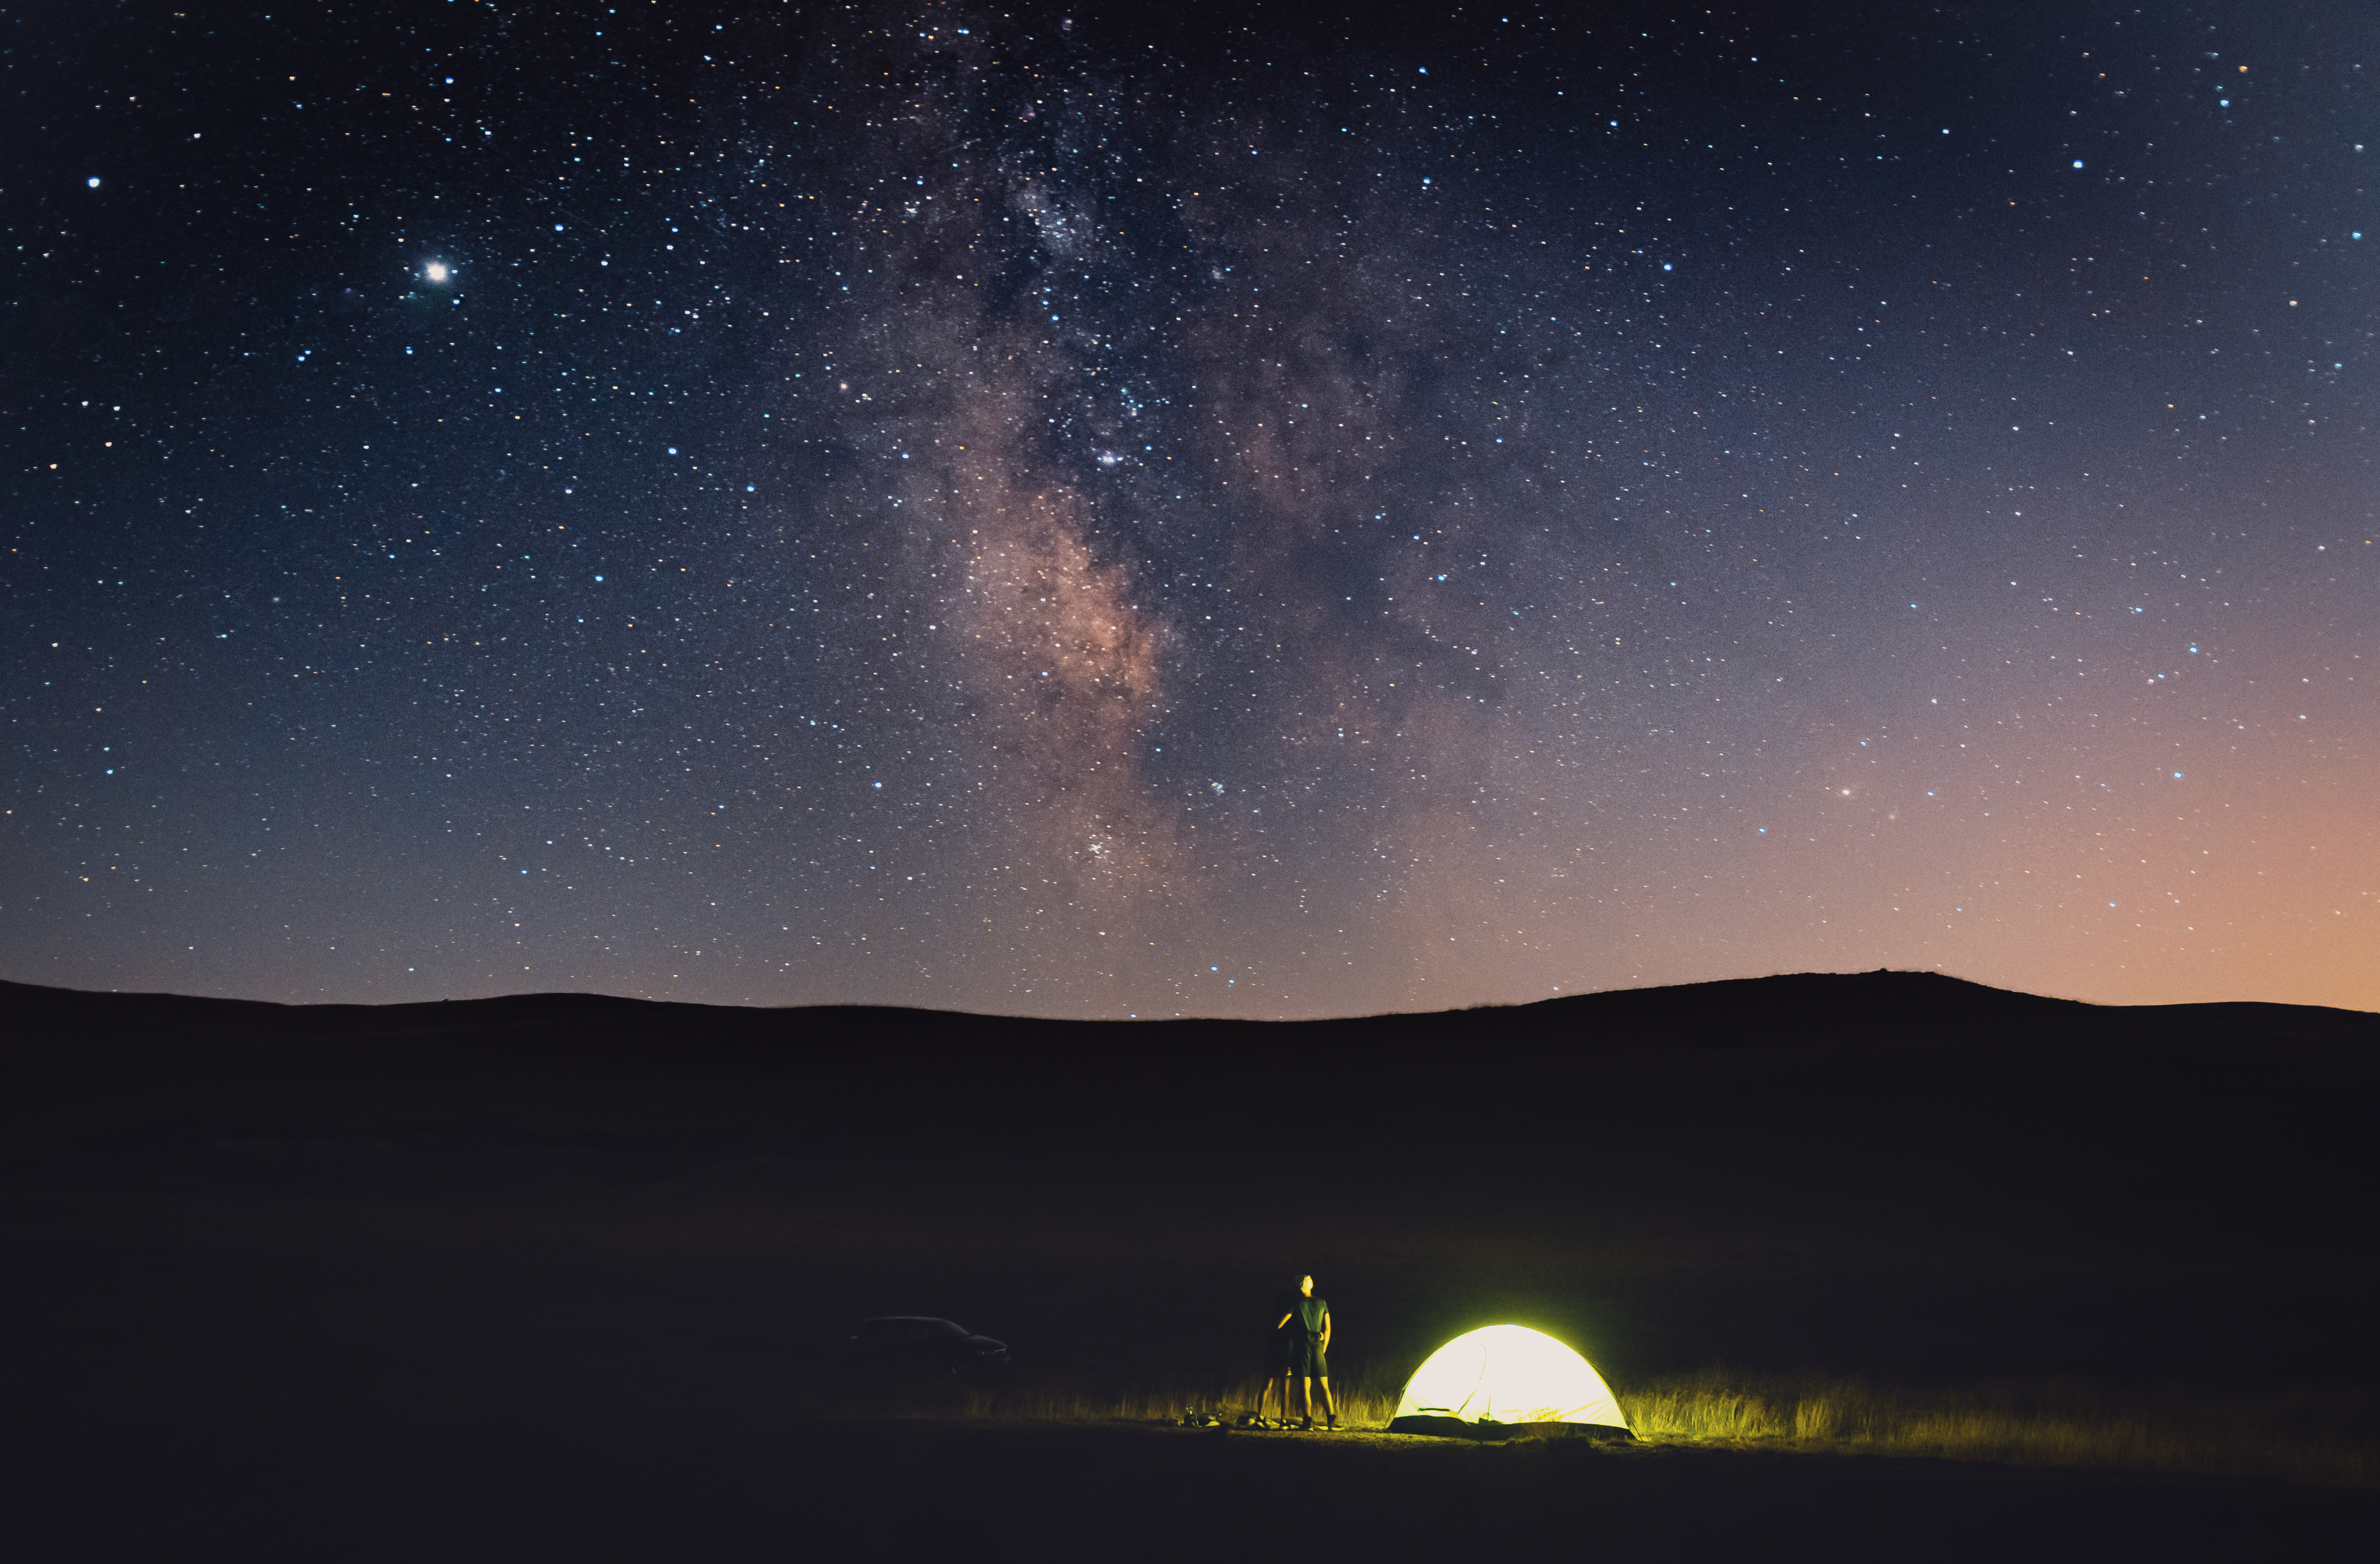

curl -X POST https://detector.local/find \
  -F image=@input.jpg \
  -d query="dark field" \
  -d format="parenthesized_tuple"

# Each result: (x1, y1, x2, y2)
(3, 972, 2374, 1558)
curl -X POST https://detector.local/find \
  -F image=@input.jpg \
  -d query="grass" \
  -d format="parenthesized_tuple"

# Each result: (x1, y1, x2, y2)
(857, 1365, 2376, 1488)
(1617, 1368, 2379, 1488)
(849, 1367, 1402, 1429)
(966, 1370, 1403, 1429)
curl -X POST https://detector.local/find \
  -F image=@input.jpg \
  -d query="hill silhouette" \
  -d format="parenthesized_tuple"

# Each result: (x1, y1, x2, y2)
(10, 967, 2374, 1053)
(3, 971, 2372, 1558)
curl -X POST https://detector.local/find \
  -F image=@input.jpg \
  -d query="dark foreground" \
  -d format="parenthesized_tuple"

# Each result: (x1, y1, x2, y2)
(3, 971, 2374, 1558)
(17, 1412, 2377, 1561)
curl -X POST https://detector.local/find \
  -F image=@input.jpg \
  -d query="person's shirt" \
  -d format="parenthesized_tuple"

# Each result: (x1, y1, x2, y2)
(1295, 1294, 1328, 1338)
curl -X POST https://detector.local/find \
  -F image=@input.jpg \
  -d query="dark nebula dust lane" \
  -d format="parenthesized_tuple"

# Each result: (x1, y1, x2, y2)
(4, 3, 2374, 1016)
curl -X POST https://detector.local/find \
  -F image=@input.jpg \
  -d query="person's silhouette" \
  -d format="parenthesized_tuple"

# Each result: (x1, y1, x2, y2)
(1274, 1274, 1338, 1430)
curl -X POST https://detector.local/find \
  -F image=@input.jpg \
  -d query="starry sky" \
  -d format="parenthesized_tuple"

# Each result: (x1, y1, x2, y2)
(5, 1, 2373, 1018)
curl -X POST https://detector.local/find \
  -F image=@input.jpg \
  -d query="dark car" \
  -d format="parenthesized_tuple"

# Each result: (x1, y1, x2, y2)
(847, 1316, 1011, 1376)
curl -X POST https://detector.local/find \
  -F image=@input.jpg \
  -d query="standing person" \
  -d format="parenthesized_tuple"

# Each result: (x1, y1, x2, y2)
(1277, 1274, 1339, 1431)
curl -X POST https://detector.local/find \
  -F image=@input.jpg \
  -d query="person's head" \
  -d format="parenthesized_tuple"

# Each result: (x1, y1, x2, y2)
(1298, 1274, 1313, 1296)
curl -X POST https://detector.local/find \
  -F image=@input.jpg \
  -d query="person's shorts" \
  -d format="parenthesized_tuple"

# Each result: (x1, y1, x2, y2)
(1288, 1337, 1328, 1378)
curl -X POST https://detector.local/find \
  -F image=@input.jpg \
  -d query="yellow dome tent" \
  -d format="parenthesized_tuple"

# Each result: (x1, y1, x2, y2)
(1389, 1324, 1631, 1438)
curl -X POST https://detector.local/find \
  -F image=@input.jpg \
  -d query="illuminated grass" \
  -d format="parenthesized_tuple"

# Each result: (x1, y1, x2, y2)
(964, 1371, 1403, 1428)
(1617, 1369, 2379, 1488)
(836, 1363, 2374, 1486)
(850, 1368, 1402, 1428)
(851, 1366, 2376, 1484)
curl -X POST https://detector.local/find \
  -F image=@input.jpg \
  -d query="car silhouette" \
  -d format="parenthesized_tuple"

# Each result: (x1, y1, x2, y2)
(846, 1316, 1011, 1376)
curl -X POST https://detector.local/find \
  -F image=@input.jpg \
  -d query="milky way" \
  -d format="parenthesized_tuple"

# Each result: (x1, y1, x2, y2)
(5, 3, 2373, 1016)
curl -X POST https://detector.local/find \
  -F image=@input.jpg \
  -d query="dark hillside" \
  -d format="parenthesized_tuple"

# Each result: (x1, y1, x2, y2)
(2, 973, 2372, 1557)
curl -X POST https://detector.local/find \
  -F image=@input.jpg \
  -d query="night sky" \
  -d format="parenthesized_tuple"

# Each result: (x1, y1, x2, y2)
(6, 2, 2373, 1018)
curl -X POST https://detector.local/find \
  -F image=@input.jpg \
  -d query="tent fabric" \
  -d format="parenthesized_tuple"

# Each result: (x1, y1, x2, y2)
(1389, 1324, 1629, 1433)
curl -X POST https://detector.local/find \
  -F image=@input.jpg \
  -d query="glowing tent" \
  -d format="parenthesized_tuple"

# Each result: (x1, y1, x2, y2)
(1389, 1324, 1631, 1438)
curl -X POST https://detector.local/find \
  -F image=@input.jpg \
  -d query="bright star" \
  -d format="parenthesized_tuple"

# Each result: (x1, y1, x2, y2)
(424, 261, 450, 284)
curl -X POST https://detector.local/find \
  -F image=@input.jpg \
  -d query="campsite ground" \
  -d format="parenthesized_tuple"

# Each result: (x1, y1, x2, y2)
(17, 1406, 2376, 1559)
(3, 972, 2374, 1558)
